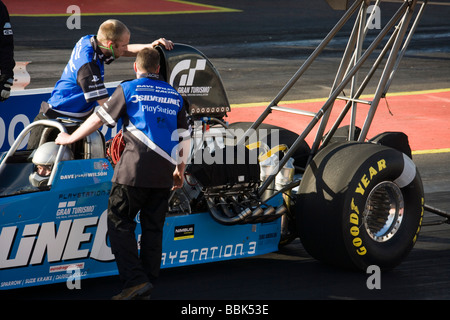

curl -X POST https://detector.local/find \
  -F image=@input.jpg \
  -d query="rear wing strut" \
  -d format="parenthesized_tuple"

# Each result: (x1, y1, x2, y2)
(236, 0, 431, 196)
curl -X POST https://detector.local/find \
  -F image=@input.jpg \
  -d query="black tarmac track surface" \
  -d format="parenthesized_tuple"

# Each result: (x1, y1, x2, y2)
(3, 0, 450, 304)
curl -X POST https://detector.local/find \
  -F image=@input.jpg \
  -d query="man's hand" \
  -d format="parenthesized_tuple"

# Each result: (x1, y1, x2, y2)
(152, 38, 174, 50)
(124, 38, 174, 57)
(55, 113, 104, 146)
(55, 132, 72, 145)
(0, 76, 13, 102)
(172, 165, 185, 190)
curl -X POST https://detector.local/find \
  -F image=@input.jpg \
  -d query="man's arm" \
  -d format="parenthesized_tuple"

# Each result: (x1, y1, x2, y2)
(77, 62, 109, 103)
(56, 82, 126, 145)
(55, 113, 104, 145)
(123, 38, 174, 57)
(172, 137, 191, 190)
(97, 97, 108, 107)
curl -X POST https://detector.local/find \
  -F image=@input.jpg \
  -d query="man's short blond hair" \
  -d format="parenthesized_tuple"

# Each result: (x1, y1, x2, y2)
(97, 19, 130, 43)
(136, 48, 160, 73)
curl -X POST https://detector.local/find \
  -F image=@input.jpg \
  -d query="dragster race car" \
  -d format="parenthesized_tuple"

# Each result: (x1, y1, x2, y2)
(0, 44, 291, 290)
(1, 0, 449, 291)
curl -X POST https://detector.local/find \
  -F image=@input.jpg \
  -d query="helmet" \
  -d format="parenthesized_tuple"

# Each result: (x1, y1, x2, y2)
(29, 142, 73, 188)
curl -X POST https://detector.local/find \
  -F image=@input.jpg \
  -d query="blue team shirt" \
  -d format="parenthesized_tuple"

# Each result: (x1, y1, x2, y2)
(47, 35, 109, 116)
(96, 75, 191, 188)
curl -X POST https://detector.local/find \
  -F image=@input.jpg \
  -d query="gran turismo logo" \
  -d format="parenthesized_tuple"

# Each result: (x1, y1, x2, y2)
(169, 59, 206, 87)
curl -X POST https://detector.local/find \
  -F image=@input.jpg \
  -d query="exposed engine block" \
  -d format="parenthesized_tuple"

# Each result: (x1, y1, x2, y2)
(169, 144, 287, 225)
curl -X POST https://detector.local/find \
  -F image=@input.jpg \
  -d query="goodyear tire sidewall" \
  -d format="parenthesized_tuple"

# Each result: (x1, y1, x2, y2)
(341, 147, 424, 270)
(297, 142, 424, 271)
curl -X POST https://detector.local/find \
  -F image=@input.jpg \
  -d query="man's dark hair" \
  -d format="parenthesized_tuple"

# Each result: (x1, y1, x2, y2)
(136, 47, 160, 73)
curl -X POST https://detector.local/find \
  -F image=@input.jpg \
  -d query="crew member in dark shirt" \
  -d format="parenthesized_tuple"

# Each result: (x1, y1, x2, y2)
(56, 47, 191, 300)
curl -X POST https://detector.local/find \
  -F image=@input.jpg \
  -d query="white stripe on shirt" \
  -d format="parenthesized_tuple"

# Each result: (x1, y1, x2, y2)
(97, 104, 116, 126)
(126, 122, 177, 165)
(84, 88, 108, 100)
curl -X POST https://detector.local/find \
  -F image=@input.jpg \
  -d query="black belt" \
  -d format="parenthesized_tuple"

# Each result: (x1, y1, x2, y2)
(40, 101, 92, 120)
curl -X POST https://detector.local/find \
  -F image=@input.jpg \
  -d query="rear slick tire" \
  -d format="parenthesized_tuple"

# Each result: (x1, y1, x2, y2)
(296, 142, 424, 271)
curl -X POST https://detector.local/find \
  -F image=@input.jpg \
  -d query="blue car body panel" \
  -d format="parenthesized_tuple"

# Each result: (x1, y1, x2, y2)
(0, 158, 282, 290)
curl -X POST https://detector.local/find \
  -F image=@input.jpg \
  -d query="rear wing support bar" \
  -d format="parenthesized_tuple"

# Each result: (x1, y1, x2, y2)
(235, 0, 430, 197)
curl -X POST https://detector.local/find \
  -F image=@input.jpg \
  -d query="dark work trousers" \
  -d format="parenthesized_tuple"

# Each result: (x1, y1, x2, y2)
(107, 182, 170, 289)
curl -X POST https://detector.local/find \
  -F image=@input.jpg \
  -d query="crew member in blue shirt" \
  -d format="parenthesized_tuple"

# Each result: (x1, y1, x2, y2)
(28, 19, 173, 148)
(56, 47, 191, 300)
